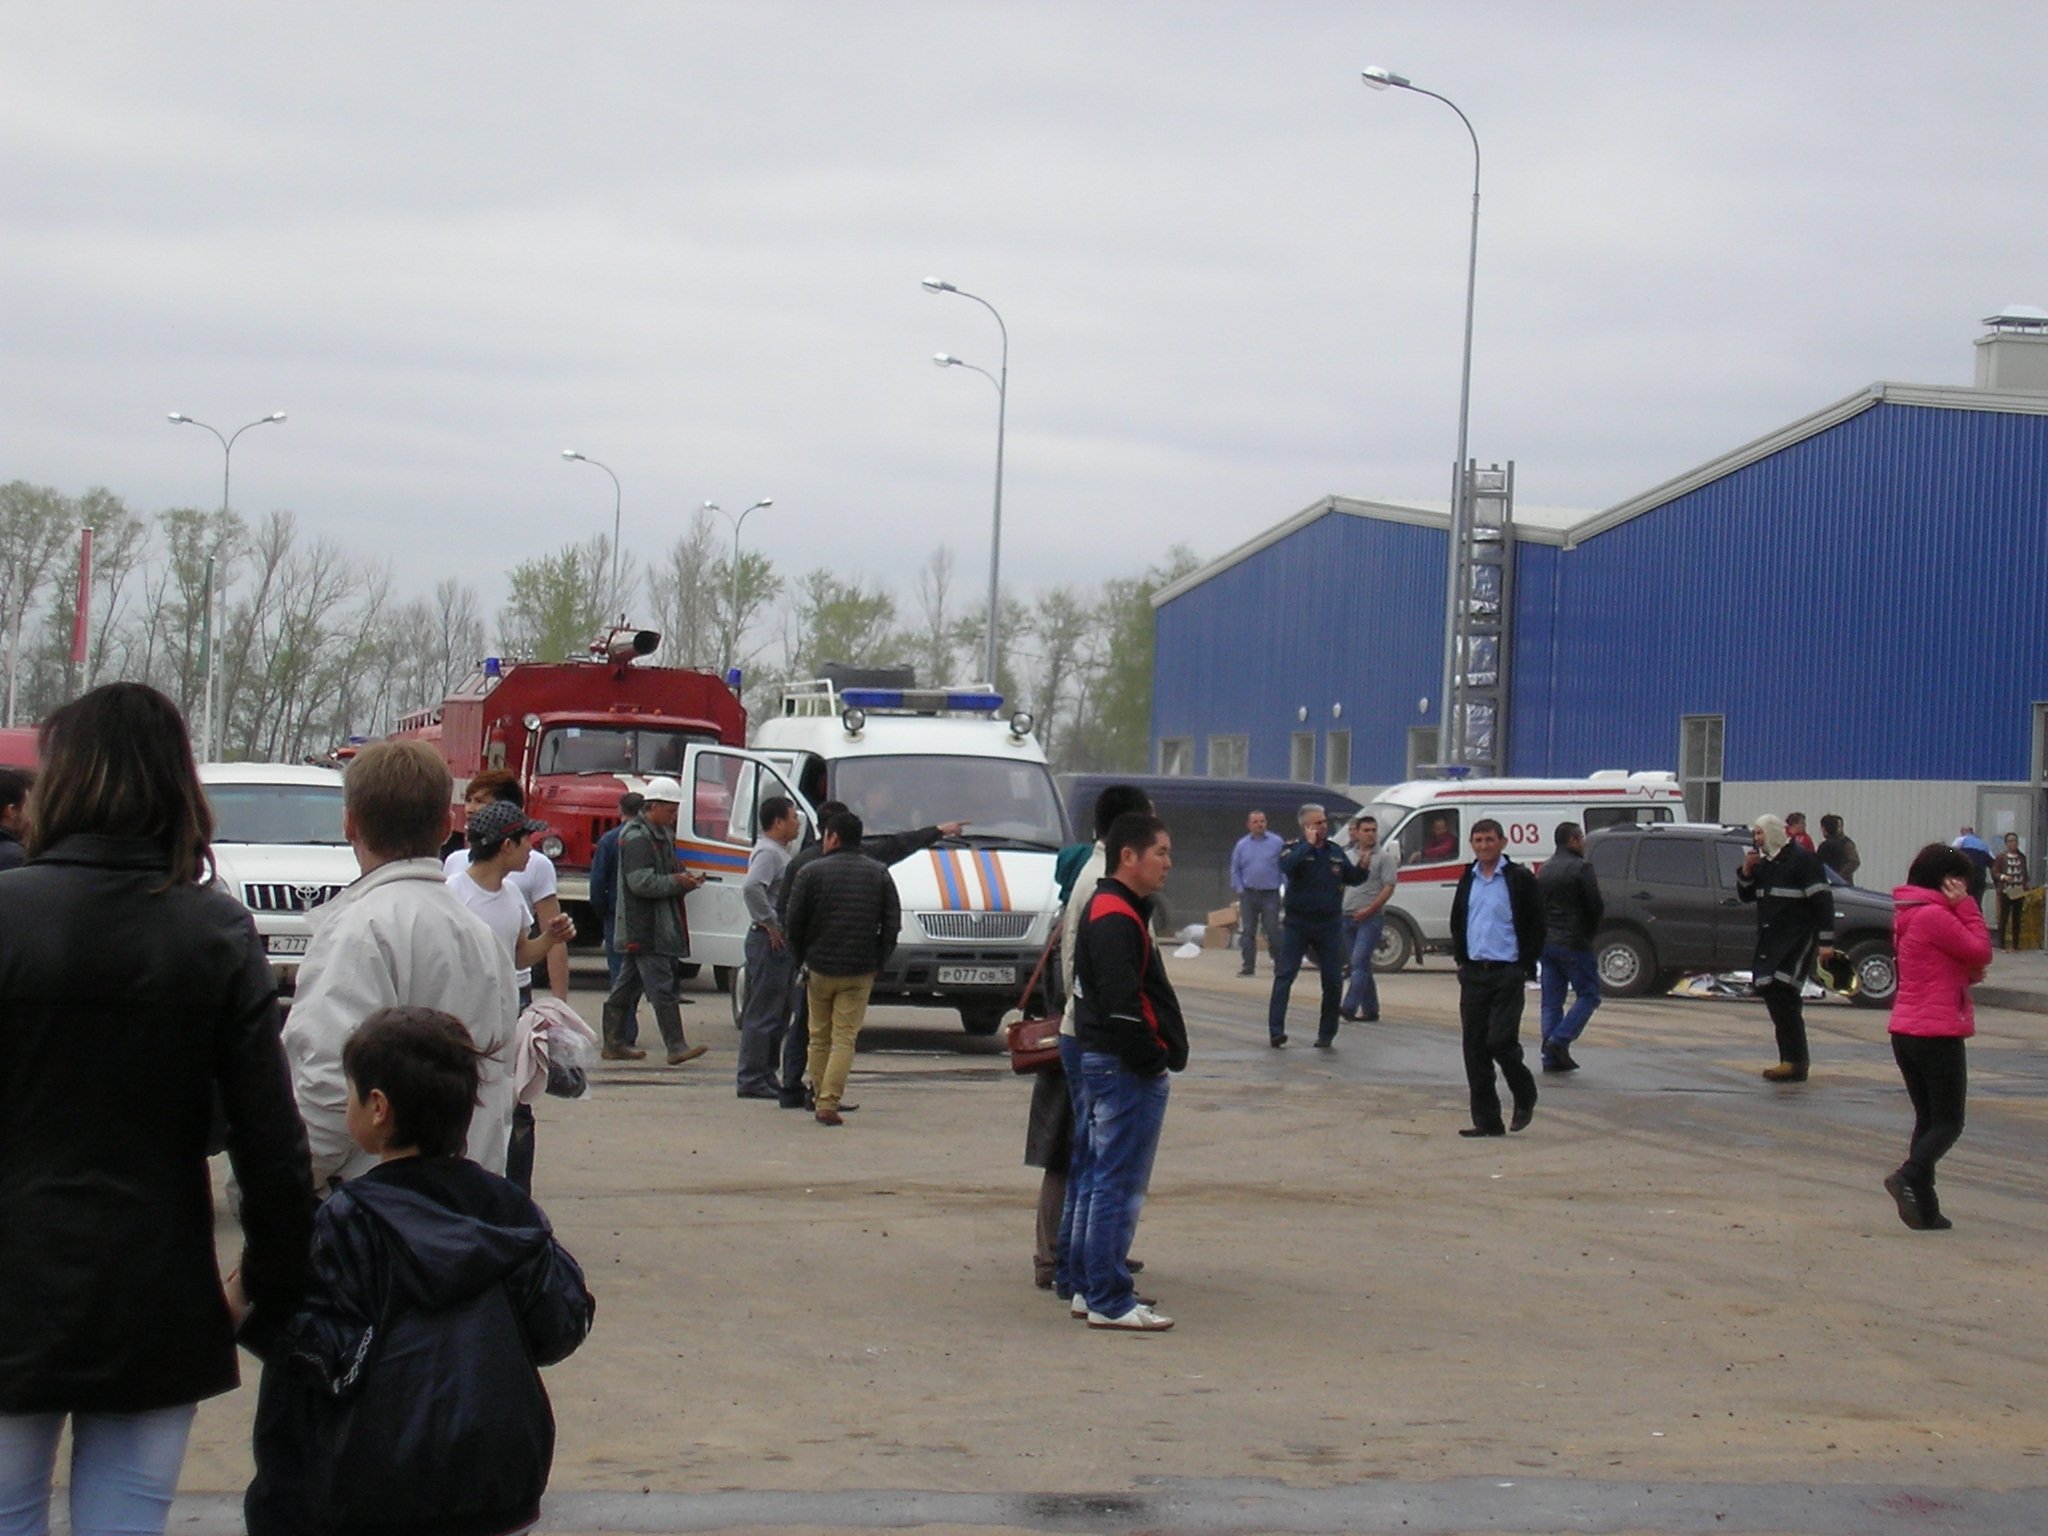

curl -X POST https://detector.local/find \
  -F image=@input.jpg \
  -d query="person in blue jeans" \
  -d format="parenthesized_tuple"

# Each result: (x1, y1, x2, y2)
(1535, 821, 1605, 1072)
(1340, 813, 1399, 1022)
(1267, 804, 1371, 1048)
(1072, 812, 1189, 1332)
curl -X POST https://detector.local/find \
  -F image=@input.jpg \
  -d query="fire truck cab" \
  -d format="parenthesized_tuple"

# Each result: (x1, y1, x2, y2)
(394, 629, 813, 981)
(751, 673, 1067, 1035)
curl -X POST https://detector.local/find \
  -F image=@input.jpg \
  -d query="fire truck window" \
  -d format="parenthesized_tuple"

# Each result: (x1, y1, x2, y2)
(692, 755, 741, 844)
(1401, 810, 1460, 864)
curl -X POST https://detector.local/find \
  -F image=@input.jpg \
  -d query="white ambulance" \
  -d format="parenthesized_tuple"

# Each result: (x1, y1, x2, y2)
(751, 678, 1068, 1034)
(1359, 771, 1684, 969)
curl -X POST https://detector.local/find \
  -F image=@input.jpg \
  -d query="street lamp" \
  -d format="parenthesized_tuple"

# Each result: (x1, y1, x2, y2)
(167, 410, 286, 760)
(561, 450, 624, 620)
(703, 498, 773, 672)
(923, 276, 1008, 690)
(1361, 65, 1482, 767)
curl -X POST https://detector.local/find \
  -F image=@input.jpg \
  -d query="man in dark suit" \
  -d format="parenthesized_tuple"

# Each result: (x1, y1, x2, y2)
(1449, 818, 1546, 1137)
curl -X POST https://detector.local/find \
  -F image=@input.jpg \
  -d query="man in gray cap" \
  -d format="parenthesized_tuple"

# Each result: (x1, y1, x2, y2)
(603, 775, 710, 1065)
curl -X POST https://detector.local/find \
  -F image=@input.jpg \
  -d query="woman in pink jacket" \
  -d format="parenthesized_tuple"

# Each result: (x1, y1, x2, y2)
(1885, 843, 1992, 1231)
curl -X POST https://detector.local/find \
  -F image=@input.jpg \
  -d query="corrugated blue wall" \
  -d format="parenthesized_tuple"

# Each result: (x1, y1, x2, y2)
(1152, 509, 1455, 783)
(1510, 401, 2048, 780)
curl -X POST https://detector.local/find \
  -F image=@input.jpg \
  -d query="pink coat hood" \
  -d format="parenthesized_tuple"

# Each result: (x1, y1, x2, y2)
(1888, 885, 1992, 1037)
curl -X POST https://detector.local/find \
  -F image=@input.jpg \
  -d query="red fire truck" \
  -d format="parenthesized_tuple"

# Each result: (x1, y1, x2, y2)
(392, 629, 786, 917)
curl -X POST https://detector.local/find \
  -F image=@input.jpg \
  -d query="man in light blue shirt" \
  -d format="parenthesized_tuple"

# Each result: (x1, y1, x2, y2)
(1229, 810, 1285, 977)
(1448, 819, 1544, 1138)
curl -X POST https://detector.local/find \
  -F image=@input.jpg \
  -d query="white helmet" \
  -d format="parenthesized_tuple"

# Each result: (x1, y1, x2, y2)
(641, 776, 685, 805)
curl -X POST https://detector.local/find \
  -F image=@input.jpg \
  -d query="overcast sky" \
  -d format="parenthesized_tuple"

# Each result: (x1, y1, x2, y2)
(6, 1, 2045, 621)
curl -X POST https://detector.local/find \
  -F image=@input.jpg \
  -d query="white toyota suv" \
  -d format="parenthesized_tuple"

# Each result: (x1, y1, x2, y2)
(200, 763, 358, 990)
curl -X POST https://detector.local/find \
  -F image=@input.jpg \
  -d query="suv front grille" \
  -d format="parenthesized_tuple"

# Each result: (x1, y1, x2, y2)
(917, 911, 1035, 942)
(242, 882, 347, 913)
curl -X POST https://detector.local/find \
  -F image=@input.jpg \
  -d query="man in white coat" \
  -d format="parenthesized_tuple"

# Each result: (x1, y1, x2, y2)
(283, 740, 518, 1188)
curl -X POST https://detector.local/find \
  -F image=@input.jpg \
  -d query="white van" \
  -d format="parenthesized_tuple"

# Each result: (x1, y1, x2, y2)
(1358, 771, 1684, 969)
(752, 679, 1066, 1034)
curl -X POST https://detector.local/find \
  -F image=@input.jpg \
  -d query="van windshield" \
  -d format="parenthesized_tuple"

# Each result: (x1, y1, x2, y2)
(831, 756, 1065, 847)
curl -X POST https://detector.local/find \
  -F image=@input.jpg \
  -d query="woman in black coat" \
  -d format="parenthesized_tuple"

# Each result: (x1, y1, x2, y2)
(0, 683, 313, 1535)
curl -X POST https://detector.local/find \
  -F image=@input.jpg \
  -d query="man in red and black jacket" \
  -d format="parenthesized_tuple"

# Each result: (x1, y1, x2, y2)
(1070, 812, 1187, 1332)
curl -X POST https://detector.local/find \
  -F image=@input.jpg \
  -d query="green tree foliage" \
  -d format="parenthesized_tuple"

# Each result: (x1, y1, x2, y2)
(1085, 545, 1200, 773)
(788, 569, 902, 678)
(498, 534, 616, 662)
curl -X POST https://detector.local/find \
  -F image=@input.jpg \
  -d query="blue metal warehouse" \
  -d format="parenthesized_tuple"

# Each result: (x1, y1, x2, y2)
(1151, 314, 2048, 889)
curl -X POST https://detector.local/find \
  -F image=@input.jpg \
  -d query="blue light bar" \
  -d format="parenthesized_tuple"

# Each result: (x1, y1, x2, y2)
(839, 689, 905, 708)
(838, 687, 1005, 713)
(943, 690, 1004, 711)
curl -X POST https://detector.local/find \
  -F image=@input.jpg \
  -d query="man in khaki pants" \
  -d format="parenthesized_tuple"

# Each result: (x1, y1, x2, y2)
(784, 811, 901, 1126)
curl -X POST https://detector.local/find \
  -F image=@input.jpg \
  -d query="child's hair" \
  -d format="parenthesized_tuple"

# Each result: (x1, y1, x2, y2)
(342, 1007, 488, 1158)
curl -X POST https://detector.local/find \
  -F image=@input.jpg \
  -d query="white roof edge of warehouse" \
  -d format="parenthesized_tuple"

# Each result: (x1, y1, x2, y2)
(1158, 380, 2048, 607)
(1152, 494, 1584, 609)
(1563, 380, 2048, 548)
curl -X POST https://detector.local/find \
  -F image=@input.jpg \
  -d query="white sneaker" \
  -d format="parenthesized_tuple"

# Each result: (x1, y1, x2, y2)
(1070, 1293, 1088, 1319)
(1087, 1303, 1174, 1331)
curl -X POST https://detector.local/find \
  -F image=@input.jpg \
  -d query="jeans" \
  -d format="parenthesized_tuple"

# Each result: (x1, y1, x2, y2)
(1341, 912, 1384, 1017)
(1237, 889, 1280, 971)
(604, 952, 686, 1055)
(1268, 913, 1346, 1042)
(1459, 961, 1536, 1132)
(1053, 1033, 1092, 1296)
(735, 927, 796, 1094)
(1758, 980, 1808, 1067)
(1892, 1033, 1967, 1191)
(805, 971, 874, 1112)
(1539, 945, 1601, 1049)
(0, 1404, 197, 1536)
(601, 922, 637, 1045)
(1078, 1051, 1169, 1318)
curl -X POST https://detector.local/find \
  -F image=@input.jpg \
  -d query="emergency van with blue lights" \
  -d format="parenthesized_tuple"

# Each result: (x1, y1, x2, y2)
(751, 675, 1069, 1034)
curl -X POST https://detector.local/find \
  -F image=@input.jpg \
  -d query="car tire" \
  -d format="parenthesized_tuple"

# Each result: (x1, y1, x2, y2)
(1373, 916, 1417, 973)
(1594, 930, 1658, 997)
(959, 1003, 1006, 1036)
(1847, 939, 1897, 1008)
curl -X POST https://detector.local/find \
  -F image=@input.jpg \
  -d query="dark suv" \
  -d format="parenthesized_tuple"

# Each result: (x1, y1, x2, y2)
(1584, 823, 1896, 1007)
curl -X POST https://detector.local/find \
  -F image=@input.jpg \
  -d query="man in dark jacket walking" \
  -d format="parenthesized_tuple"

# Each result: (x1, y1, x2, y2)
(1450, 818, 1545, 1136)
(1536, 821, 1604, 1073)
(1266, 803, 1370, 1049)
(601, 777, 709, 1066)
(1737, 813, 1836, 1083)
(785, 812, 901, 1125)
(1072, 811, 1187, 1331)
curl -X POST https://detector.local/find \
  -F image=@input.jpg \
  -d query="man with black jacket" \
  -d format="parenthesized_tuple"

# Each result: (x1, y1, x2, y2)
(1536, 821, 1604, 1073)
(1449, 818, 1545, 1137)
(1266, 803, 1371, 1049)
(785, 812, 902, 1126)
(1072, 812, 1187, 1332)
(771, 800, 964, 1109)
(1737, 813, 1836, 1083)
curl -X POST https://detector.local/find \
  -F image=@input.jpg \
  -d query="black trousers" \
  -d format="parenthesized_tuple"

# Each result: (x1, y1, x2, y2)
(1998, 894, 2026, 949)
(1458, 961, 1536, 1132)
(1892, 1033, 1967, 1190)
(1759, 980, 1809, 1067)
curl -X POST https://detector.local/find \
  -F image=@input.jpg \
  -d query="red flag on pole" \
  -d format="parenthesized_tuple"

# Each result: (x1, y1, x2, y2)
(70, 527, 93, 668)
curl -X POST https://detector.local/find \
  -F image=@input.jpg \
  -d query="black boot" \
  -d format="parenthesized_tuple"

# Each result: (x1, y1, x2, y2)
(1883, 1171, 1929, 1230)
(1916, 1179, 1953, 1231)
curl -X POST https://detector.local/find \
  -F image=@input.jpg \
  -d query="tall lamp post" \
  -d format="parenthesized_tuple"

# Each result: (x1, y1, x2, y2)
(561, 450, 624, 620)
(167, 410, 286, 760)
(922, 277, 1008, 689)
(704, 499, 773, 672)
(1361, 65, 1481, 767)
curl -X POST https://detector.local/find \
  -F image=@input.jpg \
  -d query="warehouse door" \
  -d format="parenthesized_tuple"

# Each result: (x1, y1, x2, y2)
(1976, 785, 2035, 880)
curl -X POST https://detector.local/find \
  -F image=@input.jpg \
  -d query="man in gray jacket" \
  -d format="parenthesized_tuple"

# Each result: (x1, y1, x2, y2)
(735, 794, 802, 1099)
(602, 775, 709, 1066)
(785, 811, 900, 1125)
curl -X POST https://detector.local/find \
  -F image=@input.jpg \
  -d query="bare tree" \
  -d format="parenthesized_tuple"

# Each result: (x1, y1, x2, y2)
(644, 511, 724, 671)
(910, 545, 957, 687)
(0, 482, 76, 724)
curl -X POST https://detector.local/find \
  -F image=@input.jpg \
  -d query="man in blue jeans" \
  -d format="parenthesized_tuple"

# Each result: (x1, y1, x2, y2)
(1535, 821, 1604, 1072)
(1072, 812, 1188, 1332)
(1340, 813, 1398, 1022)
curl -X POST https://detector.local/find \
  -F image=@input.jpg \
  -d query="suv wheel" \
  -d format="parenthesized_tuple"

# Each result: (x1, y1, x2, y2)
(1847, 939, 1897, 1008)
(1594, 930, 1657, 997)
(1373, 916, 1417, 973)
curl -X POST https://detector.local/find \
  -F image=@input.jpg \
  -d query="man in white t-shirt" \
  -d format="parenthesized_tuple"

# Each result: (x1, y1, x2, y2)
(444, 770, 571, 1002)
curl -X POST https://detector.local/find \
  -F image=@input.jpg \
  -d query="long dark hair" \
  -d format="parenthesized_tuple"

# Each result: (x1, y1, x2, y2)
(1904, 842, 1971, 892)
(29, 682, 214, 887)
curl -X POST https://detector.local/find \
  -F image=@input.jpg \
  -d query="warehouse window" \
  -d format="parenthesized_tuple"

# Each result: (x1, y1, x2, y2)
(1208, 735, 1249, 778)
(1326, 730, 1351, 787)
(1157, 737, 1193, 776)
(1290, 732, 1315, 782)
(1680, 714, 1724, 822)
(1407, 727, 1438, 779)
